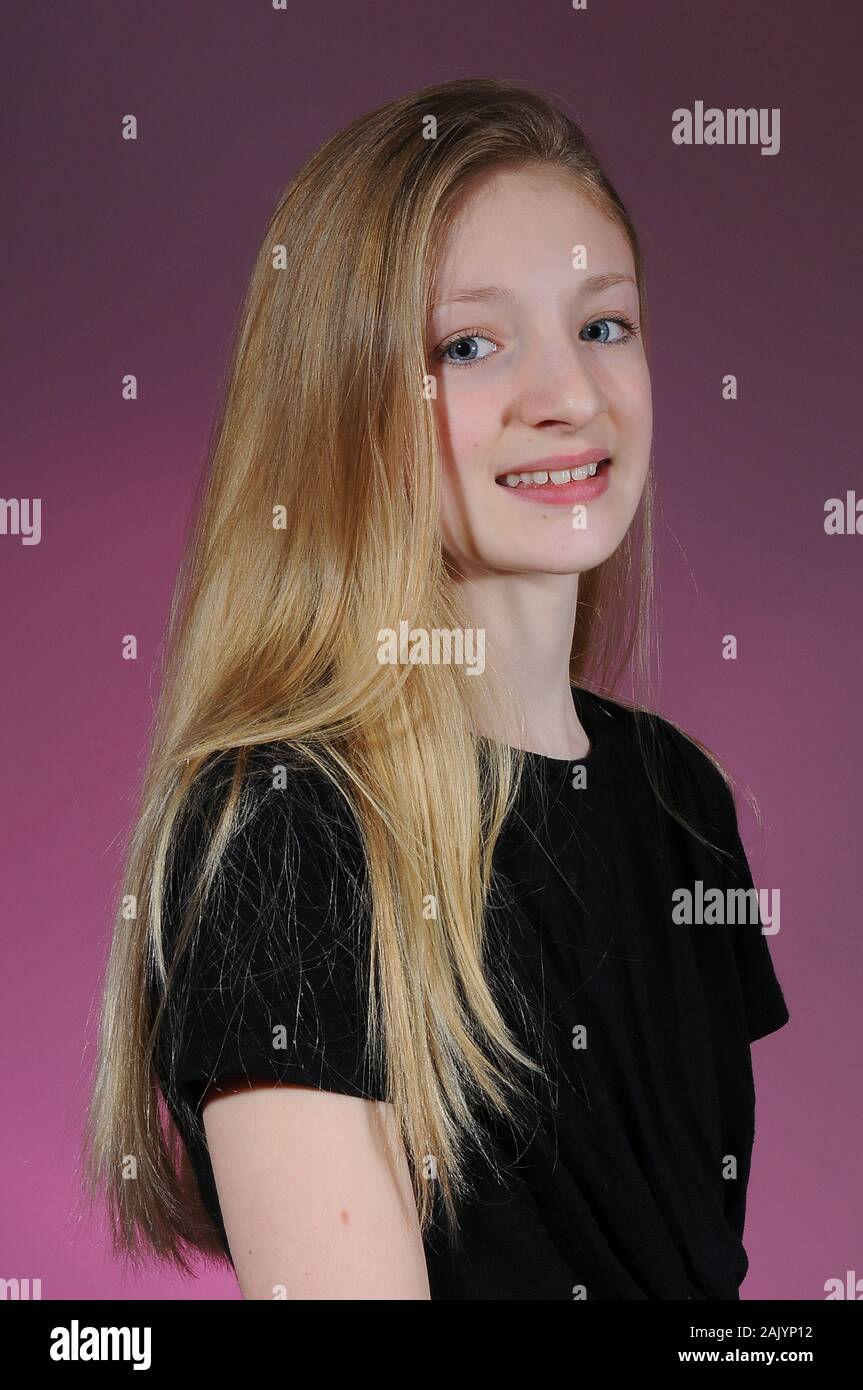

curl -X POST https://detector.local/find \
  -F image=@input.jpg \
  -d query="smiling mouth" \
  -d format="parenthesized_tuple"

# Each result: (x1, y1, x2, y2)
(496, 459, 611, 488)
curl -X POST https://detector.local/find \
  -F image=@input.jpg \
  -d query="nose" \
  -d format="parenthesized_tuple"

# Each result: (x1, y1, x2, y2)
(509, 332, 607, 431)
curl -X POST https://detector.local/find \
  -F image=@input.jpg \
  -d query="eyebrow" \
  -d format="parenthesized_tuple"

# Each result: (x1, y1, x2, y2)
(432, 273, 637, 309)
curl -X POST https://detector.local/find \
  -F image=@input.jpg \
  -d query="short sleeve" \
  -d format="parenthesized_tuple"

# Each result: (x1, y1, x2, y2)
(716, 779, 790, 1043)
(660, 722, 791, 1044)
(158, 755, 387, 1112)
(667, 728, 794, 1045)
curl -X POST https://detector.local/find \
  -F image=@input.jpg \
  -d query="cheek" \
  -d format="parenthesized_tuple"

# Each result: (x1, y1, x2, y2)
(615, 361, 653, 425)
(435, 381, 498, 464)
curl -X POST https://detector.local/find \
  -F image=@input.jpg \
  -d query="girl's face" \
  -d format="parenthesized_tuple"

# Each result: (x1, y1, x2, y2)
(427, 166, 652, 577)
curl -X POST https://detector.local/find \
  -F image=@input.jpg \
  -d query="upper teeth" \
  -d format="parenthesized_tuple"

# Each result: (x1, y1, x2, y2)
(503, 461, 602, 487)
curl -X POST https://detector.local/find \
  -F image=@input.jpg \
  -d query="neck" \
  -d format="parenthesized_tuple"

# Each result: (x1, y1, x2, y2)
(454, 568, 590, 759)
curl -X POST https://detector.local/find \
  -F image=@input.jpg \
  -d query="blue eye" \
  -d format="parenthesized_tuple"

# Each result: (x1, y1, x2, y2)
(435, 332, 499, 368)
(432, 315, 639, 368)
(580, 316, 639, 345)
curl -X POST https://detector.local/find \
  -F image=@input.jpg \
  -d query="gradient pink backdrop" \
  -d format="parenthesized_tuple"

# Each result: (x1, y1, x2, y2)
(2, 0, 859, 1299)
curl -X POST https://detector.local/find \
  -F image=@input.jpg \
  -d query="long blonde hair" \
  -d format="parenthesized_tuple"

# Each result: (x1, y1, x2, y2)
(84, 76, 750, 1273)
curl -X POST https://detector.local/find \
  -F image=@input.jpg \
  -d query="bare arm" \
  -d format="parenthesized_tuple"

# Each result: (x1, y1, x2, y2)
(202, 1078, 431, 1300)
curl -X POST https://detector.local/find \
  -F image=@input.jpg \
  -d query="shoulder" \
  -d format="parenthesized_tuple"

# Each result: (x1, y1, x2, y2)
(158, 744, 382, 1109)
(162, 744, 369, 978)
(577, 690, 789, 1043)
(577, 685, 736, 834)
(172, 743, 365, 885)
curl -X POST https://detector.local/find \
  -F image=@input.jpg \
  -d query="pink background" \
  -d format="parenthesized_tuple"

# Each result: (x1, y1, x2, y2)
(2, 0, 858, 1299)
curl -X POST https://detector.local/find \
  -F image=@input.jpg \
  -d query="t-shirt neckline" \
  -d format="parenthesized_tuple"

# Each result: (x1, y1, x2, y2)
(512, 683, 607, 779)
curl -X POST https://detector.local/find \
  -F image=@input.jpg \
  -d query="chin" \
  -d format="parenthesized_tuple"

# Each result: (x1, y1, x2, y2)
(489, 513, 630, 572)
(509, 538, 622, 574)
(441, 499, 636, 576)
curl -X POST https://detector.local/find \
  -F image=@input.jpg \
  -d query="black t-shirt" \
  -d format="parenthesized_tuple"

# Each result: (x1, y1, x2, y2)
(155, 685, 790, 1299)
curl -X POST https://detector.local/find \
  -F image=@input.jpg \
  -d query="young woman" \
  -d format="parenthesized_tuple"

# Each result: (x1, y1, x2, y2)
(85, 77, 789, 1300)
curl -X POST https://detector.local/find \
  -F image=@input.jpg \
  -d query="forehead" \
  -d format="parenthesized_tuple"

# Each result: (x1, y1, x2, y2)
(432, 166, 634, 294)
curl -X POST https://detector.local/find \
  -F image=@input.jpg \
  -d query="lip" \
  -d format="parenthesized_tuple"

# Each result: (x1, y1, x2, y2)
(494, 450, 612, 506)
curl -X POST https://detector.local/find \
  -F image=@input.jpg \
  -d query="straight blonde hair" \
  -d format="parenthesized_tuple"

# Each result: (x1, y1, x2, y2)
(83, 76, 749, 1273)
